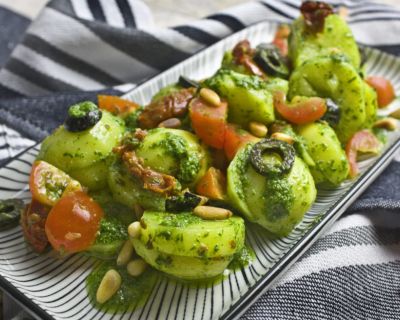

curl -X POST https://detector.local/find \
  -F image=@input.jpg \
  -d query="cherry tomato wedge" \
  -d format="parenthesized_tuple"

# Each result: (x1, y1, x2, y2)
(20, 199, 50, 253)
(30, 160, 82, 206)
(224, 124, 258, 160)
(98, 95, 140, 117)
(272, 24, 290, 56)
(273, 91, 327, 125)
(196, 167, 226, 200)
(45, 191, 104, 253)
(189, 96, 228, 149)
(346, 130, 381, 178)
(365, 76, 395, 108)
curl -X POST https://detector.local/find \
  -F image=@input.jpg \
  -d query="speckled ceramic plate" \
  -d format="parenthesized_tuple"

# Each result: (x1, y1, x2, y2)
(0, 21, 400, 320)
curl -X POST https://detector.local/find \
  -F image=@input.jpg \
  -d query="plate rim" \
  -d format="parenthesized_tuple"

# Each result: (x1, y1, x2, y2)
(0, 20, 400, 320)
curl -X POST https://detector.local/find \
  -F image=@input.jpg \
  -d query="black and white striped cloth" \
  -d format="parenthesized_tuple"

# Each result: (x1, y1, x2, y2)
(0, 0, 400, 319)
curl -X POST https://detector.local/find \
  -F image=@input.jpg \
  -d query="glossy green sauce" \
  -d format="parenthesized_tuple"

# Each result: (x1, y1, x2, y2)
(86, 261, 159, 313)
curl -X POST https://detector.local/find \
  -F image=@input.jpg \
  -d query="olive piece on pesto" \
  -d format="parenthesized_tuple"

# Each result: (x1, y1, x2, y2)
(165, 191, 207, 212)
(250, 139, 296, 177)
(321, 98, 340, 127)
(253, 44, 289, 79)
(178, 75, 200, 89)
(0, 199, 24, 230)
(65, 101, 102, 132)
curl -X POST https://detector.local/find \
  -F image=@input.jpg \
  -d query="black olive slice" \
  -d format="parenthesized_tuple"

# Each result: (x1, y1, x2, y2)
(0, 199, 24, 230)
(321, 98, 340, 127)
(250, 139, 295, 176)
(65, 101, 102, 132)
(253, 44, 289, 79)
(178, 76, 200, 89)
(165, 191, 207, 212)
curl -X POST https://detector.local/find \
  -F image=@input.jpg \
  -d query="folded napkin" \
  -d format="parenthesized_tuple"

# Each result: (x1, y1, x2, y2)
(0, 0, 399, 319)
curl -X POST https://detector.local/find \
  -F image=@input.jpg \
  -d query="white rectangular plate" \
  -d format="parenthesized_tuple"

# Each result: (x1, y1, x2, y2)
(0, 21, 400, 320)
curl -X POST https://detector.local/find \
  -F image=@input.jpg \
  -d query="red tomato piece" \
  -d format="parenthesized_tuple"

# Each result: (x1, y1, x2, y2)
(224, 124, 258, 160)
(20, 199, 50, 253)
(272, 25, 290, 56)
(29, 160, 82, 206)
(365, 76, 396, 108)
(196, 167, 226, 200)
(346, 130, 381, 178)
(98, 95, 140, 117)
(189, 96, 228, 149)
(45, 191, 104, 253)
(273, 91, 327, 125)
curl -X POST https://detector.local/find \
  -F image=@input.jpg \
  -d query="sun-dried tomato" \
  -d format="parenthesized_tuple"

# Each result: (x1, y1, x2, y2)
(300, 1, 333, 33)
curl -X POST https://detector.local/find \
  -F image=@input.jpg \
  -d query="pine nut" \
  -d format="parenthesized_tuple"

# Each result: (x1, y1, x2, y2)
(373, 117, 398, 131)
(249, 121, 268, 138)
(271, 132, 294, 144)
(128, 221, 141, 238)
(338, 6, 348, 19)
(200, 88, 221, 107)
(158, 118, 181, 129)
(193, 206, 232, 220)
(116, 240, 134, 266)
(96, 269, 121, 304)
(389, 108, 400, 120)
(127, 259, 147, 277)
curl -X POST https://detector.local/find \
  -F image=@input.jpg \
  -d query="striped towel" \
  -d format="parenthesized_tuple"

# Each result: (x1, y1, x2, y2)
(0, 0, 400, 319)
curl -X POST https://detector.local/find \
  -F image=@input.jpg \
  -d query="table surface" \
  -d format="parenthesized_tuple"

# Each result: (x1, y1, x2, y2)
(0, 0, 398, 26)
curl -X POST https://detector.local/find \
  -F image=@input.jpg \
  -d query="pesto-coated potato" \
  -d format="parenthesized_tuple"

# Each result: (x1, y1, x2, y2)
(205, 69, 288, 126)
(135, 128, 209, 186)
(131, 211, 245, 279)
(297, 122, 349, 185)
(68, 159, 109, 191)
(289, 14, 361, 69)
(227, 144, 316, 236)
(289, 55, 373, 143)
(38, 111, 124, 172)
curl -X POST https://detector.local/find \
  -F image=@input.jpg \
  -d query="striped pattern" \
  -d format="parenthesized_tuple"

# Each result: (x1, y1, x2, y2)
(1, 21, 400, 319)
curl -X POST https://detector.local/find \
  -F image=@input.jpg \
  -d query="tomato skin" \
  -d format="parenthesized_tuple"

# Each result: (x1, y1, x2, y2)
(224, 124, 258, 160)
(366, 76, 395, 108)
(196, 167, 226, 200)
(45, 191, 104, 253)
(98, 95, 139, 117)
(30, 161, 82, 206)
(20, 199, 50, 253)
(273, 91, 327, 125)
(346, 130, 381, 178)
(272, 24, 290, 56)
(189, 97, 228, 149)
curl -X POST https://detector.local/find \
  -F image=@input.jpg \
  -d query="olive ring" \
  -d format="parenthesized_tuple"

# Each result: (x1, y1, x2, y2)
(250, 138, 296, 176)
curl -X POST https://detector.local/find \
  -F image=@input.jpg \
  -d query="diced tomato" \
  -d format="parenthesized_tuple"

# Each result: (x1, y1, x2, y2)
(224, 124, 259, 160)
(45, 191, 104, 253)
(365, 76, 396, 108)
(273, 91, 327, 125)
(29, 161, 82, 206)
(189, 97, 228, 149)
(20, 199, 50, 253)
(272, 25, 290, 56)
(98, 95, 140, 117)
(346, 130, 381, 178)
(196, 167, 226, 200)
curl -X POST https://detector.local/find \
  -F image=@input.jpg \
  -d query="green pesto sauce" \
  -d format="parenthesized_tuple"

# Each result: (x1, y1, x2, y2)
(124, 106, 144, 131)
(263, 177, 294, 221)
(151, 132, 200, 183)
(95, 217, 127, 245)
(228, 245, 255, 271)
(68, 101, 98, 118)
(158, 212, 202, 228)
(86, 261, 158, 313)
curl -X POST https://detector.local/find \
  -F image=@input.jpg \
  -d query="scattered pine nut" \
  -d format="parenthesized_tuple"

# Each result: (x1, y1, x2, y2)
(249, 121, 268, 138)
(271, 132, 295, 144)
(127, 259, 147, 277)
(373, 117, 398, 131)
(128, 221, 141, 238)
(158, 118, 182, 128)
(338, 6, 349, 19)
(389, 108, 400, 120)
(116, 240, 134, 266)
(200, 88, 221, 107)
(96, 269, 121, 304)
(193, 206, 232, 220)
